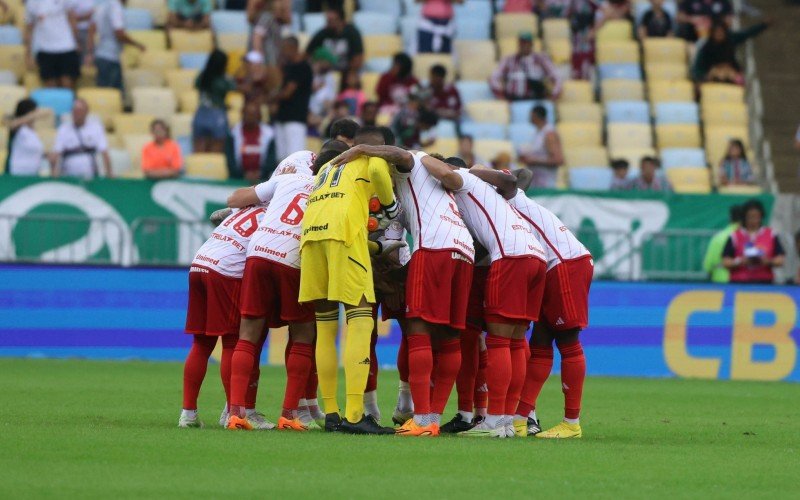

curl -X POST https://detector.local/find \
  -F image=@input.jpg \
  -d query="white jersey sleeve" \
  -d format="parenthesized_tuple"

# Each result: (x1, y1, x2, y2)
(192, 205, 267, 278)
(253, 177, 278, 203)
(510, 189, 590, 270)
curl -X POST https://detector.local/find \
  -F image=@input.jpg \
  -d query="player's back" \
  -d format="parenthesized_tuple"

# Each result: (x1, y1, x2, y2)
(194, 205, 266, 277)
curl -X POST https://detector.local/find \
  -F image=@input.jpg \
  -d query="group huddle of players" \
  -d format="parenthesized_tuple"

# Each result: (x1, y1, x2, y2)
(179, 121, 593, 439)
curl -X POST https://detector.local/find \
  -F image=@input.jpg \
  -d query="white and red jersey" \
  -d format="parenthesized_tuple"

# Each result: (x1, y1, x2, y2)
(391, 152, 475, 261)
(510, 189, 590, 271)
(246, 151, 317, 269)
(452, 169, 545, 263)
(192, 205, 267, 278)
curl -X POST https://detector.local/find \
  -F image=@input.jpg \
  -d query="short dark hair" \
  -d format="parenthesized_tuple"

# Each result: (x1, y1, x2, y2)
(327, 6, 345, 19)
(445, 157, 468, 168)
(459, 134, 474, 143)
(320, 139, 350, 155)
(329, 118, 359, 140)
(641, 155, 661, 168)
(419, 109, 439, 126)
(14, 98, 37, 118)
(355, 125, 386, 146)
(611, 159, 629, 170)
(729, 204, 743, 223)
(740, 198, 765, 225)
(532, 105, 547, 120)
(312, 149, 343, 175)
(282, 35, 299, 48)
(430, 64, 447, 78)
(378, 126, 395, 146)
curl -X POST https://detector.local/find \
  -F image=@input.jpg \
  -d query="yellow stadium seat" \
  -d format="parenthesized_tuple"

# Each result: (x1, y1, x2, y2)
(112, 113, 156, 137)
(124, 68, 165, 90)
(700, 83, 744, 105)
(494, 12, 538, 39)
(607, 123, 653, 151)
(557, 122, 603, 148)
(545, 39, 571, 65)
(123, 133, 152, 168)
(705, 126, 749, 165)
(497, 36, 542, 59)
(702, 102, 748, 127)
(645, 63, 687, 82)
(608, 147, 656, 168)
(601, 79, 644, 102)
(0, 0, 18, 24)
(666, 167, 712, 194)
(22, 71, 41, 92)
(542, 18, 570, 41)
(560, 80, 594, 103)
(564, 146, 608, 168)
(123, 30, 168, 67)
(226, 91, 245, 112)
(363, 34, 403, 60)
(474, 139, 515, 162)
(297, 32, 310, 52)
(217, 33, 248, 53)
(361, 71, 380, 101)
(465, 100, 510, 124)
(557, 102, 602, 124)
(648, 80, 694, 103)
(0, 85, 26, 116)
(656, 123, 702, 149)
(132, 87, 177, 119)
(165, 68, 199, 94)
(425, 138, 458, 157)
(642, 38, 687, 65)
(178, 90, 199, 113)
(718, 184, 762, 195)
(169, 30, 214, 53)
(596, 20, 633, 41)
(77, 88, 122, 129)
(129, 0, 168, 26)
(168, 113, 194, 138)
(32, 108, 56, 130)
(185, 153, 228, 180)
(305, 136, 323, 153)
(0, 45, 26, 79)
(37, 128, 57, 153)
(138, 49, 180, 76)
(596, 41, 640, 65)
(413, 53, 455, 82)
(455, 40, 496, 80)
(226, 49, 246, 76)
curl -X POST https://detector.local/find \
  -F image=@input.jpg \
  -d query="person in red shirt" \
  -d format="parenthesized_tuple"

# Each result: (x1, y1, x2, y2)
(141, 119, 183, 179)
(425, 64, 461, 121)
(376, 52, 419, 112)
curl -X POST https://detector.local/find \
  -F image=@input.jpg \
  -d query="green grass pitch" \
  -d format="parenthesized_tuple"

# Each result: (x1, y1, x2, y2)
(1, 358, 798, 498)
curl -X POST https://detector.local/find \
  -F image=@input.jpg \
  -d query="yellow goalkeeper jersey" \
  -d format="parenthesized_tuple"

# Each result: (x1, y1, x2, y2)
(301, 156, 395, 247)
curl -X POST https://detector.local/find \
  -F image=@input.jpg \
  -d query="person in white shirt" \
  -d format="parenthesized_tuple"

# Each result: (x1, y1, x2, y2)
(5, 98, 45, 176)
(86, 0, 145, 90)
(49, 98, 112, 178)
(518, 105, 564, 189)
(70, 0, 95, 61)
(24, 0, 81, 89)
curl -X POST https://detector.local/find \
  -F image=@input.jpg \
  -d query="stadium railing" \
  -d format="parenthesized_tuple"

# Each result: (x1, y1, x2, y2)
(129, 217, 213, 266)
(639, 228, 717, 281)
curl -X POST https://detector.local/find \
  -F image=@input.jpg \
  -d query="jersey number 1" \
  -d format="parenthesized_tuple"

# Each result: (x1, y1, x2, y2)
(315, 164, 345, 190)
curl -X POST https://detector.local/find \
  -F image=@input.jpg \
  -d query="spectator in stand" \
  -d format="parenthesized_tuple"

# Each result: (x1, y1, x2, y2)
(719, 139, 756, 186)
(518, 105, 564, 188)
(328, 118, 359, 147)
(504, 0, 533, 12)
(271, 36, 313, 160)
(376, 53, 420, 111)
(417, 0, 462, 54)
(337, 69, 367, 117)
(307, 48, 339, 129)
(569, 0, 599, 79)
(360, 101, 379, 127)
(723, 199, 785, 283)
(536, 0, 571, 17)
(192, 50, 233, 153)
(86, 0, 146, 91)
(141, 119, 183, 180)
(489, 32, 563, 100)
(703, 204, 741, 283)
(457, 134, 487, 166)
(305, 0, 344, 12)
(638, 0, 674, 39)
(236, 51, 271, 107)
(594, 0, 633, 34)
(630, 156, 671, 192)
(392, 95, 438, 149)
(691, 20, 768, 84)
(71, 0, 95, 62)
(305, 6, 363, 72)
(424, 64, 461, 121)
(5, 98, 45, 176)
(24, 0, 81, 89)
(50, 98, 112, 178)
(322, 100, 351, 138)
(231, 102, 274, 184)
(610, 158, 631, 190)
(676, 0, 733, 41)
(167, 0, 211, 31)
(250, 0, 285, 93)
(491, 152, 513, 171)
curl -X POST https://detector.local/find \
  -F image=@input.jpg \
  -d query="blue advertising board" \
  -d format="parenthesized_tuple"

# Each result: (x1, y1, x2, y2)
(1, 265, 798, 382)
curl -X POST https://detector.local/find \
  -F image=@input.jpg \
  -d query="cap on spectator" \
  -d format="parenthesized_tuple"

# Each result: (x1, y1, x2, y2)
(312, 46, 338, 66)
(244, 51, 264, 65)
(518, 31, 534, 41)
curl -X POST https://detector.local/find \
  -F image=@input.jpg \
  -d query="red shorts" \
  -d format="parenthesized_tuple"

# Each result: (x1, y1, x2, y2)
(540, 255, 593, 331)
(466, 266, 489, 331)
(185, 266, 241, 336)
(239, 257, 314, 327)
(405, 249, 473, 329)
(484, 256, 546, 324)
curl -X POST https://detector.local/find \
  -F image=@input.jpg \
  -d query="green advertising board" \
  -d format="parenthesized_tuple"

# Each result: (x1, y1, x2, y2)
(0, 177, 773, 280)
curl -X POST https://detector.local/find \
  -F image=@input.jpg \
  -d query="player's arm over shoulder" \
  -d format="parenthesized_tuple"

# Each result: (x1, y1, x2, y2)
(228, 177, 277, 208)
(330, 144, 414, 172)
(467, 165, 517, 199)
(420, 154, 464, 191)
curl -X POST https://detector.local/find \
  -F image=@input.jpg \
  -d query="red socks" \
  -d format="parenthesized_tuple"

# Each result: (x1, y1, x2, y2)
(456, 328, 480, 412)
(505, 338, 528, 415)
(559, 341, 586, 420)
(397, 334, 409, 383)
(282, 341, 314, 418)
(517, 344, 553, 417)
(306, 359, 319, 400)
(474, 347, 488, 410)
(406, 334, 433, 415)
(485, 334, 511, 415)
(244, 336, 265, 409)
(229, 339, 258, 417)
(365, 330, 379, 392)
(219, 335, 237, 405)
(182, 335, 217, 410)
(431, 338, 461, 415)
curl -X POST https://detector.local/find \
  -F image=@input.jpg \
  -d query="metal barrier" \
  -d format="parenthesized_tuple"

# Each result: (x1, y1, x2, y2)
(130, 217, 213, 266)
(575, 228, 636, 281)
(639, 229, 717, 281)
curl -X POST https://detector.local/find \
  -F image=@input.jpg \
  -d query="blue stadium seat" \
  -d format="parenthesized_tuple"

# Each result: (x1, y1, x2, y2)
(124, 8, 154, 30)
(508, 123, 536, 149)
(210, 11, 248, 34)
(177, 135, 193, 158)
(400, 16, 418, 52)
(179, 52, 209, 70)
(510, 100, 556, 125)
(661, 148, 707, 169)
(31, 88, 74, 122)
(598, 63, 643, 81)
(361, 0, 402, 17)
(302, 13, 325, 34)
(655, 102, 700, 125)
(435, 120, 458, 139)
(364, 57, 392, 73)
(455, 80, 494, 103)
(460, 122, 507, 140)
(402, 0, 422, 17)
(353, 12, 397, 35)
(455, 18, 492, 40)
(606, 101, 650, 124)
(455, 1, 493, 23)
(569, 167, 614, 190)
(0, 26, 22, 45)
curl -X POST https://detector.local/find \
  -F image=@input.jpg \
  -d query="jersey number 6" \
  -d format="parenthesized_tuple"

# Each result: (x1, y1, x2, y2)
(280, 193, 308, 226)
